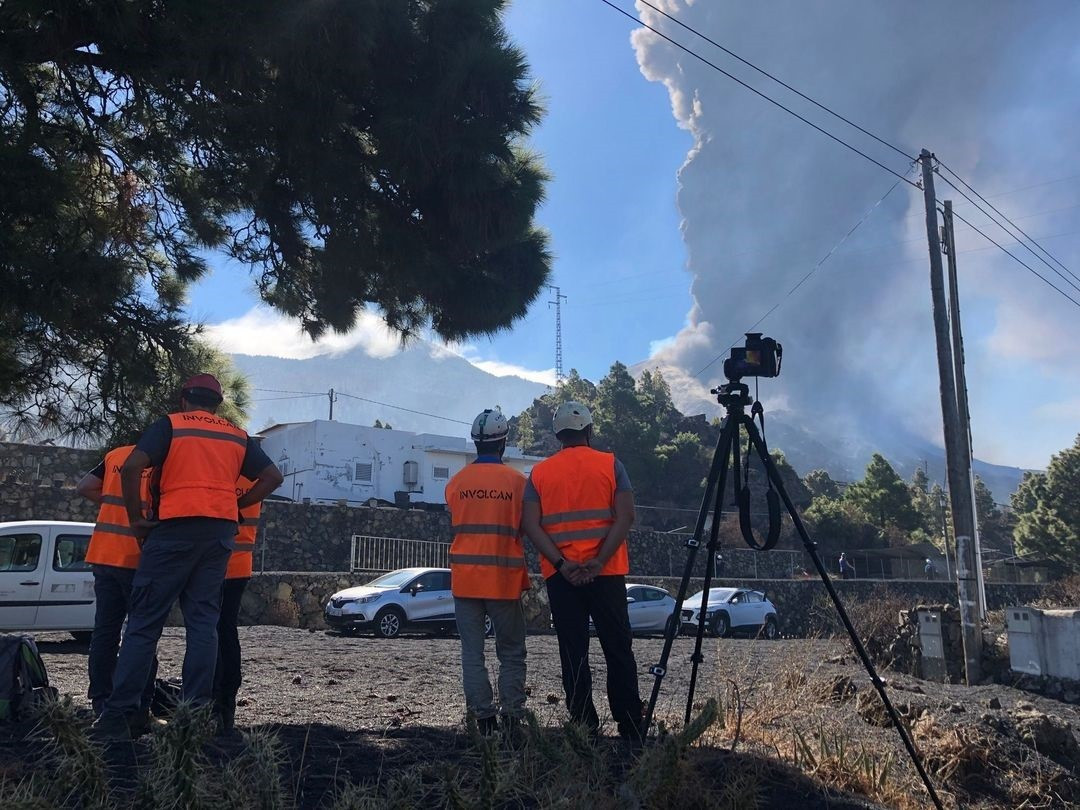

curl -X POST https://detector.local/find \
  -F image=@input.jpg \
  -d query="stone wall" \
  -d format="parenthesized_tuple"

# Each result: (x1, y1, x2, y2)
(228, 571, 1047, 635)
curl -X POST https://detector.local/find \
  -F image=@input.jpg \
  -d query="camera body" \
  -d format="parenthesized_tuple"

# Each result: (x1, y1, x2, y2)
(723, 333, 782, 381)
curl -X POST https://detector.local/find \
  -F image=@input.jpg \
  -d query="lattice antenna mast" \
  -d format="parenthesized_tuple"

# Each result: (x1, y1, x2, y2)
(547, 285, 567, 383)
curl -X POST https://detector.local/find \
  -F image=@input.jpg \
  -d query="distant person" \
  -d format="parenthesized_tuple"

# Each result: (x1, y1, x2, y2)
(522, 401, 643, 744)
(924, 558, 937, 580)
(76, 444, 157, 726)
(445, 409, 529, 736)
(839, 552, 856, 580)
(714, 550, 725, 577)
(214, 474, 264, 734)
(93, 374, 282, 741)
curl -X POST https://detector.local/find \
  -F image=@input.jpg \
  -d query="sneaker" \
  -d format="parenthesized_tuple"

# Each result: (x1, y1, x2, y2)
(129, 712, 167, 738)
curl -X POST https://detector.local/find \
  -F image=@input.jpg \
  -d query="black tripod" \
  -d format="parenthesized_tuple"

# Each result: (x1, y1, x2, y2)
(643, 381, 944, 810)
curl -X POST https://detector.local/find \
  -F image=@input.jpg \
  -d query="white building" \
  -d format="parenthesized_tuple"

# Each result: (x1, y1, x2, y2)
(256, 419, 544, 507)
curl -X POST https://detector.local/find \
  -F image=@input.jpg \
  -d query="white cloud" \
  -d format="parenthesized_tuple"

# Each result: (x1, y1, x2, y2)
(204, 306, 403, 360)
(206, 306, 557, 386)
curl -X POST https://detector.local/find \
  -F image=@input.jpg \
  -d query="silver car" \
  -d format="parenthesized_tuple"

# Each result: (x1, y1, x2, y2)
(679, 587, 780, 639)
(324, 567, 494, 639)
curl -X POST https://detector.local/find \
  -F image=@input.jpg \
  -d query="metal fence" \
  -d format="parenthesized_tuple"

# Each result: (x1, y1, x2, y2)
(350, 534, 449, 572)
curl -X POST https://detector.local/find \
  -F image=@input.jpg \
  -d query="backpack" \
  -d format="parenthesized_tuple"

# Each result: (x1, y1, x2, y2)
(0, 634, 57, 722)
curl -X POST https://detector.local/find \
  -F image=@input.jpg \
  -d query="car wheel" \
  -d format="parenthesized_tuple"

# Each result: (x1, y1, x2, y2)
(71, 631, 93, 644)
(762, 616, 779, 640)
(664, 614, 679, 639)
(709, 612, 730, 638)
(484, 614, 495, 638)
(374, 607, 405, 639)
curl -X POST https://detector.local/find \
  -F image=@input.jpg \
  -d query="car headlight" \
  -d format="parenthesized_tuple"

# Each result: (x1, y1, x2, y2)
(356, 594, 382, 604)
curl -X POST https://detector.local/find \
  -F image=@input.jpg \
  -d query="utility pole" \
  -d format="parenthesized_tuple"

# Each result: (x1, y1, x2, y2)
(328, 388, 336, 420)
(942, 200, 987, 616)
(547, 285, 567, 384)
(920, 149, 981, 683)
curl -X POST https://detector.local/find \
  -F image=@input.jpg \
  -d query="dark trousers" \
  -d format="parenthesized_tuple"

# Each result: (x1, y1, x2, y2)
(546, 573, 642, 733)
(88, 565, 157, 713)
(103, 520, 232, 719)
(215, 577, 248, 703)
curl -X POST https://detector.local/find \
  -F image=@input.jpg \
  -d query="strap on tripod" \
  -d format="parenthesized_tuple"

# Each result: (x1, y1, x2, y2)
(738, 404, 781, 551)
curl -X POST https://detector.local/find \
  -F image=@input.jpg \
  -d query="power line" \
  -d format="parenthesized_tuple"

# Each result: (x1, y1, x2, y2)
(334, 392, 471, 426)
(693, 167, 915, 379)
(634, 0, 914, 162)
(598, 0, 917, 188)
(249, 394, 325, 403)
(934, 165, 1080, 293)
(937, 159, 1080, 287)
(942, 205, 1080, 309)
(252, 387, 472, 426)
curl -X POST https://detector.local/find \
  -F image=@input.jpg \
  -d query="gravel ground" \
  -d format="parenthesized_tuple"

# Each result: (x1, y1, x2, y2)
(34, 628, 844, 731)
(13, 627, 1080, 808)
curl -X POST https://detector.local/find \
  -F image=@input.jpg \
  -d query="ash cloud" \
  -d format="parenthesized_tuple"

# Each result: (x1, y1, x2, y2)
(631, 0, 1080, 469)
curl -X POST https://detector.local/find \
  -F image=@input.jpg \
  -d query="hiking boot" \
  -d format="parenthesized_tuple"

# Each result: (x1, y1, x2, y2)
(90, 711, 132, 743)
(128, 711, 167, 738)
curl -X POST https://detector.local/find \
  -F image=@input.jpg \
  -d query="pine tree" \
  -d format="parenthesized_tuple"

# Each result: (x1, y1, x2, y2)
(804, 469, 841, 500)
(1013, 436, 1080, 571)
(1, 0, 550, 440)
(845, 453, 921, 533)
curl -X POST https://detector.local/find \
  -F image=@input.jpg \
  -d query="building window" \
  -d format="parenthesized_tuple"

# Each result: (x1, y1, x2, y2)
(433, 465, 450, 480)
(354, 462, 374, 483)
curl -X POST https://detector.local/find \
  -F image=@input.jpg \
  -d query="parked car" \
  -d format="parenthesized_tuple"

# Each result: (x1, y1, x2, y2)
(0, 521, 96, 639)
(680, 587, 779, 639)
(324, 567, 493, 639)
(623, 584, 679, 636)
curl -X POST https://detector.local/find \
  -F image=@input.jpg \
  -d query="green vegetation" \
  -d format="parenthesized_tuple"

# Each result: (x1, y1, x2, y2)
(1012, 435, 1080, 571)
(1, 0, 549, 442)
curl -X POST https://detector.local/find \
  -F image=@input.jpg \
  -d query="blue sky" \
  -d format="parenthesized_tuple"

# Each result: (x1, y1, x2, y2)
(191, 1, 1080, 470)
(189, 0, 693, 383)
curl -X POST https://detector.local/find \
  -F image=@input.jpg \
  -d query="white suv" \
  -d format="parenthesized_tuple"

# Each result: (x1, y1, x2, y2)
(325, 567, 492, 639)
(680, 587, 779, 639)
(0, 521, 96, 639)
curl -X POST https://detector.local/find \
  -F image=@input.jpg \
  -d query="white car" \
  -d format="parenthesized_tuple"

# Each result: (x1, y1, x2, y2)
(0, 521, 96, 639)
(624, 584, 679, 636)
(325, 567, 493, 639)
(680, 587, 779, 639)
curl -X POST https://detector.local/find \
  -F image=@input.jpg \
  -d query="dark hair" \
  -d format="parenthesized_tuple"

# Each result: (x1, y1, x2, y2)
(182, 387, 223, 408)
(555, 426, 590, 443)
(474, 438, 506, 456)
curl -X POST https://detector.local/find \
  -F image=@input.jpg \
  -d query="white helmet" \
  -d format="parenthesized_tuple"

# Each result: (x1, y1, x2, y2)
(553, 401, 593, 435)
(471, 409, 509, 442)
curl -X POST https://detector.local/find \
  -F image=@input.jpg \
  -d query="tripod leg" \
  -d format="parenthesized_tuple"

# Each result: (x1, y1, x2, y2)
(683, 448, 731, 725)
(643, 415, 737, 733)
(741, 419, 944, 810)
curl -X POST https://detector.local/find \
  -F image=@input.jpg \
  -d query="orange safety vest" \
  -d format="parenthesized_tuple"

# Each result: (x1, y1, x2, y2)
(86, 445, 153, 569)
(530, 445, 628, 579)
(227, 475, 262, 580)
(445, 462, 529, 599)
(157, 411, 248, 521)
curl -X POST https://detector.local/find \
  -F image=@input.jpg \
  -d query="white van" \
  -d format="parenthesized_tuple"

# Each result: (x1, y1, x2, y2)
(0, 521, 96, 638)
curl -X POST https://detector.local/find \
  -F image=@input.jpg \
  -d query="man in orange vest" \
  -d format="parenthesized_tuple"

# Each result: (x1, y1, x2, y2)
(76, 444, 157, 720)
(93, 374, 283, 740)
(522, 401, 643, 742)
(213, 475, 262, 733)
(445, 409, 529, 736)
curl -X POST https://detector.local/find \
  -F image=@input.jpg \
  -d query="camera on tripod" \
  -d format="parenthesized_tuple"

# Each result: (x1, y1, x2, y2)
(723, 333, 782, 381)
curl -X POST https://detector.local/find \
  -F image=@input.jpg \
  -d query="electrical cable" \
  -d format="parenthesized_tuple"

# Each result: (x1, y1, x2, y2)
(693, 166, 915, 379)
(597, 0, 918, 188)
(936, 160, 1080, 287)
(635, 0, 915, 162)
(252, 387, 472, 426)
(940, 204, 1080, 309)
(933, 171, 1080, 296)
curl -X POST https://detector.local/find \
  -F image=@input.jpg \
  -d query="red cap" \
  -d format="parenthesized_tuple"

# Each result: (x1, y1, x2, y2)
(181, 373, 223, 397)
